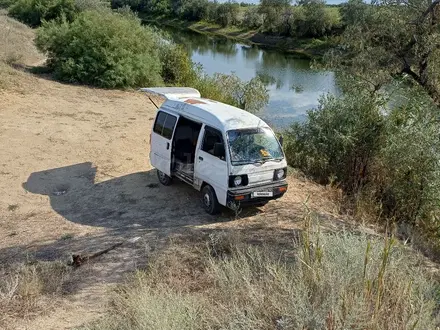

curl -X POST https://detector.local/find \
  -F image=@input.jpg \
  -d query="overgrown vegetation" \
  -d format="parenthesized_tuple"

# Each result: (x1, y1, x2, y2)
(285, 81, 440, 250)
(33, 7, 268, 111)
(7, 0, 108, 27)
(284, 0, 440, 250)
(83, 223, 440, 330)
(327, 0, 440, 107)
(112, 0, 342, 39)
(36, 10, 163, 87)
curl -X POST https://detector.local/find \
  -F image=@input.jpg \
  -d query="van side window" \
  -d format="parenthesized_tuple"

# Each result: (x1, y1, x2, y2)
(202, 127, 225, 160)
(153, 111, 177, 139)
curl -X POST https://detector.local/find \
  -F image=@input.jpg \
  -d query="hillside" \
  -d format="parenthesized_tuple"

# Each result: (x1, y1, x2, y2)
(1, 11, 438, 330)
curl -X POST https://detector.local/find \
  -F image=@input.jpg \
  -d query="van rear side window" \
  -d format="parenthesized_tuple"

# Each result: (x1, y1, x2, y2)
(153, 111, 177, 139)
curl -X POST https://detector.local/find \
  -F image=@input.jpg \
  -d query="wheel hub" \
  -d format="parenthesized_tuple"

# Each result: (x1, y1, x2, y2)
(203, 193, 211, 208)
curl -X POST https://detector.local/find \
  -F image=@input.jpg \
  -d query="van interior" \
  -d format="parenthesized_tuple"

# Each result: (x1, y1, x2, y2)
(171, 116, 202, 183)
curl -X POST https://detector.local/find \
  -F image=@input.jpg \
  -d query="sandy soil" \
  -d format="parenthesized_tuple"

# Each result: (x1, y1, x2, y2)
(0, 71, 359, 329)
(0, 10, 357, 329)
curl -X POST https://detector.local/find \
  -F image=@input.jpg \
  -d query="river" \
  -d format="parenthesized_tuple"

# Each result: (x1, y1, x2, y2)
(162, 27, 339, 129)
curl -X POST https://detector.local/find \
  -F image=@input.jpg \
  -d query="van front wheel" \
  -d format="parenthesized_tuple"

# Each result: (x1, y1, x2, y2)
(202, 185, 221, 215)
(157, 170, 173, 186)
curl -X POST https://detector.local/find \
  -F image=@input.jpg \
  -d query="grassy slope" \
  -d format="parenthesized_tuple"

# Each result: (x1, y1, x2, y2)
(0, 9, 44, 90)
(86, 224, 440, 330)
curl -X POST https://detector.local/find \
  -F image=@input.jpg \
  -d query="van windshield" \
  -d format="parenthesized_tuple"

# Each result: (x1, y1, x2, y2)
(227, 128, 284, 165)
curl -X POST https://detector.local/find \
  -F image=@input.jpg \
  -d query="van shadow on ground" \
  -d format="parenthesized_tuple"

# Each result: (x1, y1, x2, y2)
(8, 162, 263, 265)
(3, 159, 294, 293)
(22, 162, 238, 230)
(1, 162, 356, 294)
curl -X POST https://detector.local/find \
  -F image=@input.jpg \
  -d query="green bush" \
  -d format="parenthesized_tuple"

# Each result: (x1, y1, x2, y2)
(284, 89, 384, 192)
(110, 0, 137, 9)
(74, 0, 109, 11)
(192, 73, 268, 114)
(158, 42, 197, 85)
(35, 9, 163, 88)
(9, 0, 78, 27)
(33, 8, 269, 110)
(192, 73, 237, 107)
(284, 83, 440, 235)
(374, 88, 440, 226)
(0, 0, 16, 8)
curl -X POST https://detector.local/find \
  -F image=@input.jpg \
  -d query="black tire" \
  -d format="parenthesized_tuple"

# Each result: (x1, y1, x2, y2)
(202, 185, 221, 215)
(157, 169, 173, 186)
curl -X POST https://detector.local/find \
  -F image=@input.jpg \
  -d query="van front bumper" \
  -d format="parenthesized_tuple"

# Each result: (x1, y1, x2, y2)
(227, 180, 288, 205)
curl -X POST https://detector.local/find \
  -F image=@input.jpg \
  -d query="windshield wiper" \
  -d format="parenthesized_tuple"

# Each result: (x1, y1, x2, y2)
(254, 157, 283, 164)
(232, 158, 283, 165)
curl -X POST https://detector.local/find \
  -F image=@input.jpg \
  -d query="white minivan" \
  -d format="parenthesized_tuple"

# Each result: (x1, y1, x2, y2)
(141, 87, 288, 214)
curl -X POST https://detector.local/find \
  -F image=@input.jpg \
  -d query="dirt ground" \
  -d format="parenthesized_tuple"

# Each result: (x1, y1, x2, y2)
(0, 70, 363, 329)
(0, 10, 361, 329)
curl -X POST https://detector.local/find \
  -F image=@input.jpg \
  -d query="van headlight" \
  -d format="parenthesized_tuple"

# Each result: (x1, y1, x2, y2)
(229, 175, 248, 188)
(274, 168, 286, 180)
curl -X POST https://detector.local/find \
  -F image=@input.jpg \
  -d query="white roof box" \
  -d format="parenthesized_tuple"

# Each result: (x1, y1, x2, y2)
(140, 87, 201, 100)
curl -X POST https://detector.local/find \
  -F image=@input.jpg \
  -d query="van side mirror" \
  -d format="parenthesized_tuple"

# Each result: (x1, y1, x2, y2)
(213, 142, 225, 158)
(279, 135, 284, 147)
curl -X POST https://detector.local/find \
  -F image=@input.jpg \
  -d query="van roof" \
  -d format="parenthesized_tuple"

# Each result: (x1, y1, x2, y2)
(163, 97, 268, 131)
(140, 87, 270, 131)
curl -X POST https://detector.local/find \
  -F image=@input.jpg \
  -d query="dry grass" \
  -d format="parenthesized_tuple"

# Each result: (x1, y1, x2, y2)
(0, 260, 71, 329)
(0, 9, 44, 90)
(83, 215, 440, 330)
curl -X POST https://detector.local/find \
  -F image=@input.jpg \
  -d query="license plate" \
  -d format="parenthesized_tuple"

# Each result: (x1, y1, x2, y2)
(252, 191, 273, 198)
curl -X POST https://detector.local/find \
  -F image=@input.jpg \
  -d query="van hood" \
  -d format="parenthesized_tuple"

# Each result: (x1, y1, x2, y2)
(229, 159, 287, 186)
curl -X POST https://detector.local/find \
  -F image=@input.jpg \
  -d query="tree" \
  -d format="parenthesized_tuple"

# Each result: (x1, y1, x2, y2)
(340, 0, 371, 26)
(326, 0, 440, 106)
(181, 0, 209, 21)
(258, 0, 291, 34)
(295, 0, 338, 37)
(110, 0, 141, 10)
(241, 6, 263, 30)
(215, 2, 240, 27)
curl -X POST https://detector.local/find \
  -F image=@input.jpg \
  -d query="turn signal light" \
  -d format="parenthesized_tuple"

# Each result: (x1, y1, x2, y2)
(279, 187, 287, 193)
(234, 195, 245, 201)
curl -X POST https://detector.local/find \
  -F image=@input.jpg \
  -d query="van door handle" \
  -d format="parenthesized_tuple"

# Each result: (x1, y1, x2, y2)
(199, 156, 203, 161)
(166, 142, 170, 150)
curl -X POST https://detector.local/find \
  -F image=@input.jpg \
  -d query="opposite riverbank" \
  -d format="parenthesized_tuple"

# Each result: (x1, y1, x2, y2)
(141, 15, 336, 59)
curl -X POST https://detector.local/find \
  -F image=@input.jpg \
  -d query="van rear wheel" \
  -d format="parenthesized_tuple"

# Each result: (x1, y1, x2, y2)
(202, 185, 221, 215)
(157, 169, 173, 186)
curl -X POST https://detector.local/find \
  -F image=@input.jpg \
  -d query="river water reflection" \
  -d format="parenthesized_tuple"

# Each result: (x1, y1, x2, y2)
(162, 27, 339, 128)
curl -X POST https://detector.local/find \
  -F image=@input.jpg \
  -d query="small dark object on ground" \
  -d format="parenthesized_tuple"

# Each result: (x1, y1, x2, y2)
(8, 204, 19, 211)
(69, 242, 124, 267)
